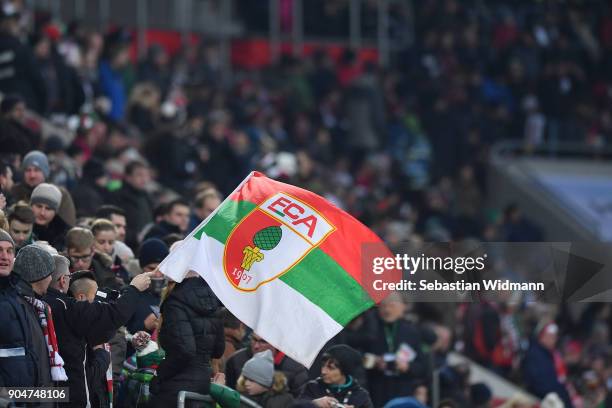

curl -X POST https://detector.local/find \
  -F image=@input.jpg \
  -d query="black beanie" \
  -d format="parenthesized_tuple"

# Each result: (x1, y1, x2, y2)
(138, 239, 169, 268)
(83, 158, 106, 181)
(323, 344, 362, 377)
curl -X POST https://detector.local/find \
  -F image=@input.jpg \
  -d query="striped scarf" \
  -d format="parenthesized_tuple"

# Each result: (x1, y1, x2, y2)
(103, 343, 113, 407)
(24, 296, 68, 381)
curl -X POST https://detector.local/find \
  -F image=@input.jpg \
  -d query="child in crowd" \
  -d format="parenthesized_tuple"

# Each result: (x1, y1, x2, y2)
(237, 350, 294, 408)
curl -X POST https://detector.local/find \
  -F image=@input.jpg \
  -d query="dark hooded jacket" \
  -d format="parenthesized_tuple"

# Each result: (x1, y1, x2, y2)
(149, 276, 224, 407)
(300, 377, 374, 408)
(32, 215, 71, 252)
(143, 220, 182, 241)
(43, 285, 140, 407)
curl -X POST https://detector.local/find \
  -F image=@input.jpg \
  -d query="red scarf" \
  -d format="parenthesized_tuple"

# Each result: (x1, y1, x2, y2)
(24, 296, 68, 381)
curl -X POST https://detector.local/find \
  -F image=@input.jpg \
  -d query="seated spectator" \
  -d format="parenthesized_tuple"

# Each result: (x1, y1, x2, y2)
(144, 198, 190, 240)
(12, 150, 76, 226)
(7, 202, 34, 250)
(237, 350, 294, 407)
(226, 331, 309, 397)
(65, 227, 122, 289)
(300, 345, 373, 408)
(30, 182, 71, 251)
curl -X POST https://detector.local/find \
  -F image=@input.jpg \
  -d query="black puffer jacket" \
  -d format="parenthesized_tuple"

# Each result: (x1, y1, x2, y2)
(150, 277, 224, 407)
(300, 377, 374, 408)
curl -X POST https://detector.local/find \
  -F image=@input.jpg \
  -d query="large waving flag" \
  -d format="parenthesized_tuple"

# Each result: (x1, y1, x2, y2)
(159, 171, 394, 367)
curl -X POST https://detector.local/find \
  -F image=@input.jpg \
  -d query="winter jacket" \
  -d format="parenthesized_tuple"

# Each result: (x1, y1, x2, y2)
(0, 118, 40, 156)
(126, 290, 160, 337)
(238, 372, 294, 408)
(43, 286, 139, 408)
(149, 277, 224, 407)
(86, 347, 112, 408)
(226, 348, 309, 397)
(309, 312, 378, 388)
(98, 60, 126, 121)
(0, 275, 51, 387)
(70, 181, 112, 218)
(32, 215, 71, 252)
(300, 377, 374, 408)
(365, 318, 430, 407)
(522, 341, 573, 407)
(143, 220, 182, 241)
(0, 31, 47, 113)
(112, 182, 154, 249)
(91, 252, 124, 290)
(15, 279, 53, 389)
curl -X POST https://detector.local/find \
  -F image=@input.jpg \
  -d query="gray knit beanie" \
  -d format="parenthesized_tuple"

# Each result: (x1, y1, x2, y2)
(242, 349, 274, 388)
(30, 183, 62, 212)
(13, 244, 54, 283)
(22, 150, 50, 179)
(0, 229, 14, 248)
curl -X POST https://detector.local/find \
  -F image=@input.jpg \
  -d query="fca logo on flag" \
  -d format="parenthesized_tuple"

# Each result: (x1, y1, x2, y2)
(224, 193, 335, 292)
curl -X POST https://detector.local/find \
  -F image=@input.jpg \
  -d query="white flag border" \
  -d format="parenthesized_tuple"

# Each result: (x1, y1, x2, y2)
(158, 171, 256, 282)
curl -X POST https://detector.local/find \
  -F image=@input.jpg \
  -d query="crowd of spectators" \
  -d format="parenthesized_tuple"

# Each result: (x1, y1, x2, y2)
(0, 0, 611, 407)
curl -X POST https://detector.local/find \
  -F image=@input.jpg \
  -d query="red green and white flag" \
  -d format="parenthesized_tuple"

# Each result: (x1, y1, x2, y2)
(159, 171, 394, 367)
